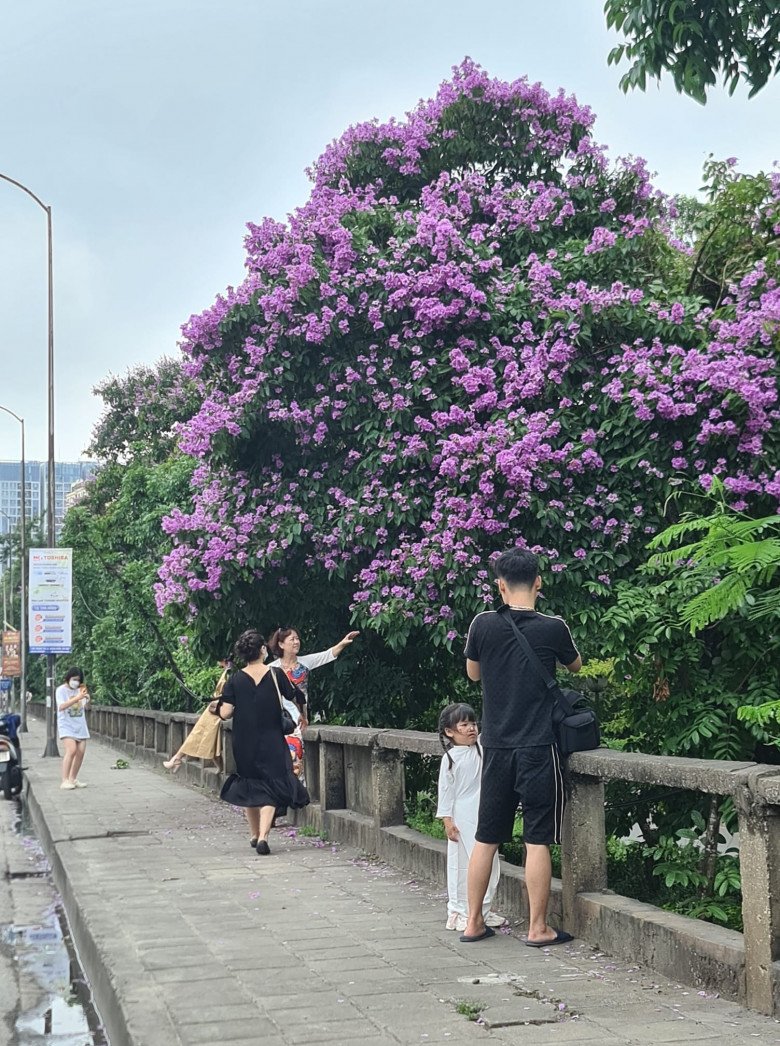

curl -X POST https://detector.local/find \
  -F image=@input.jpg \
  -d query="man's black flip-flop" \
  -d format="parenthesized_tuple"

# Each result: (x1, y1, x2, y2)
(459, 926, 496, 943)
(524, 930, 573, 948)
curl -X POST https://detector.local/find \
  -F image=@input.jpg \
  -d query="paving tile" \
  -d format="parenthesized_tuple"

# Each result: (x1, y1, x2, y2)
(150, 965, 218, 985)
(382, 1021, 488, 1044)
(493, 1019, 619, 1043)
(594, 1019, 720, 1042)
(308, 954, 398, 974)
(283, 1020, 386, 1044)
(141, 948, 218, 970)
(331, 974, 422, 996)
(257, 978, 342, 1002)
(177, 1018, 280, 1044)
(169, 1000, 260, 1023)
(271, 1004, 370, 1028)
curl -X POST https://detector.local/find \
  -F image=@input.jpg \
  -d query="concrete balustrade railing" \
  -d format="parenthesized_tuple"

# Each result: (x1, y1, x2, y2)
(30, 702, 780, 1016)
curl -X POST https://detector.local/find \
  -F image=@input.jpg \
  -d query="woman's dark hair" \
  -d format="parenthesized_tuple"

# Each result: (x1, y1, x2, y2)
(268, 626, 300, 659)
(62, 667, 84, 684)
(438, 702, 479, 769)
(493, 548, 540, 588)
(232, 629, 266, 666)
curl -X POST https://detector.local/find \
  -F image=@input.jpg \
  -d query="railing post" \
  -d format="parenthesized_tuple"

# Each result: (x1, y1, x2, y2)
(319, 741, 346, 812)
(371, 746, 405, 829)
(561, 771, 607, 933)
(155, 717, 167, 754)
(169, 717, 185, 758)
(737, 786, 780, 1014)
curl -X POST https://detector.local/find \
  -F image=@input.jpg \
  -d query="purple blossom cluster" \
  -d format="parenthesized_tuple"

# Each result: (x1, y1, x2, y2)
(155, 61, 780, 645)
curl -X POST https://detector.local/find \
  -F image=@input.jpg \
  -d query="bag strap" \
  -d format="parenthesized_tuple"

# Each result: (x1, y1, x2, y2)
(503, 610, 558, 691)
(268, 667, 286, 712)
(502, 610, 577, 721)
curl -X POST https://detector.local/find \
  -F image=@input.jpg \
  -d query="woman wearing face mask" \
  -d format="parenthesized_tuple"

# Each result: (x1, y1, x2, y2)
(56, 668, 91, 790)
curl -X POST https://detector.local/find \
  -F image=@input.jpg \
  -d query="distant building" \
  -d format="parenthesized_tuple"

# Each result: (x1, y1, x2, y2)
(64, 478, 91, 511)
(0, 460, 97, 539)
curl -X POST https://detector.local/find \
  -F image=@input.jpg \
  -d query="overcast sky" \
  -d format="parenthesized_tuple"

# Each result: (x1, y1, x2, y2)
(1, 0, 778, 461)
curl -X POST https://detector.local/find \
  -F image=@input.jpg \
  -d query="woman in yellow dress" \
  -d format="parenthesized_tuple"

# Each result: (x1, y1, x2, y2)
(163, 658, 230, 772)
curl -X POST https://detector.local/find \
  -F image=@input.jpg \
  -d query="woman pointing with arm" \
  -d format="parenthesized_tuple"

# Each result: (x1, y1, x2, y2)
(266, 627, 359, 728)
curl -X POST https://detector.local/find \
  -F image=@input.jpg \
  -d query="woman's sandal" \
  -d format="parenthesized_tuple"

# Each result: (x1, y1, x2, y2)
(249, 837, 258, 849)
(162, 757, 182, 773)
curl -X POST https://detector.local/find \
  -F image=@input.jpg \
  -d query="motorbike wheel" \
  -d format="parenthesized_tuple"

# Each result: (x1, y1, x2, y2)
(2, 771, 10, 801)
(10, 766, 22, 796)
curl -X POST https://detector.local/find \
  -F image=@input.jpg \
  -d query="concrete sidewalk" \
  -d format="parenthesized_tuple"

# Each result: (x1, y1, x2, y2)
(20, 715, 780, 1046)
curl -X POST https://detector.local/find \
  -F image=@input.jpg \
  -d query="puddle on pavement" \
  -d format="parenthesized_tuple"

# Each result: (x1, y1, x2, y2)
(1, 801, 108, 1045)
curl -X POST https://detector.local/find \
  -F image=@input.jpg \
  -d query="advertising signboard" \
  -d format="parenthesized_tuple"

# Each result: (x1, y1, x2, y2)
(28, 548, 73, 655)
(1, 629, 20, 677)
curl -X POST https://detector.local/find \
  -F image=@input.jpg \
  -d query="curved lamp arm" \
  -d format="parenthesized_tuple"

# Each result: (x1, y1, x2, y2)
(0, 172, 48, 213)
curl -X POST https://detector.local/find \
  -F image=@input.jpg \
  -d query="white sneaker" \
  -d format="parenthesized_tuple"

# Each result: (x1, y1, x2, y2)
(485, 911, 507, 928)
(454, 915, 468, 932)
(60, 781, 76, 790)
(73, 780, 88, 789)
(445, 912, 459, 930)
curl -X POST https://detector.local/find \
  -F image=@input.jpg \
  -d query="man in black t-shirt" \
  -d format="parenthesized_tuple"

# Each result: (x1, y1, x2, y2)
(460, 548, 582, 947)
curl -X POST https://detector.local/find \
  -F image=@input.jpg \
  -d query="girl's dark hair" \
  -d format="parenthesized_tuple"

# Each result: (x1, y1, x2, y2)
(233, 629, 266, 666)
(63, 667, 84, 684)
(268, 626, 300, 659)
(438, 702, 479, 769)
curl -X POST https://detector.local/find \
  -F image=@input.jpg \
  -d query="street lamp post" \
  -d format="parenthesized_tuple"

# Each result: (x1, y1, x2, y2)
(0, 406, 27, 732)
(0, 171, 58, 756)
(0, 510, 13, 625)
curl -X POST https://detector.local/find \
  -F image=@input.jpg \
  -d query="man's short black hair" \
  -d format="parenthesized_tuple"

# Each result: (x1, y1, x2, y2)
(493, 548, 540, 588)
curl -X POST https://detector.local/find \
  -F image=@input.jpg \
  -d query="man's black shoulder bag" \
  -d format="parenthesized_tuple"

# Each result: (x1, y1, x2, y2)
(504, 613, 600, 756)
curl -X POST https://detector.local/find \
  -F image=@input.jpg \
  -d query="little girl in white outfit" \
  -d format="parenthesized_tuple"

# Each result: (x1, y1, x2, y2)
(436, 702, 503, 932)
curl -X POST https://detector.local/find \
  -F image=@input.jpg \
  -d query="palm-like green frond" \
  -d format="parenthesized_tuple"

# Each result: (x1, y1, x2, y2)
(648, 495, 780, 634)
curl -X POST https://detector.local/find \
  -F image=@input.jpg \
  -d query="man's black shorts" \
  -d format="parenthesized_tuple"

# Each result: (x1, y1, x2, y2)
(475, 745, 565, 846)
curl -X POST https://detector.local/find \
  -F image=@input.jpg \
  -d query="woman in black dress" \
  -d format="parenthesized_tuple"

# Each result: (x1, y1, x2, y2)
(210, 629, 309, 854)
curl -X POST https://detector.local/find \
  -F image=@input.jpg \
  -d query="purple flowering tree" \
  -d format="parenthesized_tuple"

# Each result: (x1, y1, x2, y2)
(156, 61, 779, 720)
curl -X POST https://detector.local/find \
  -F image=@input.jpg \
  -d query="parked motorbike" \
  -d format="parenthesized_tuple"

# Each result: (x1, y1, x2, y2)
(0, 713, 23, 800)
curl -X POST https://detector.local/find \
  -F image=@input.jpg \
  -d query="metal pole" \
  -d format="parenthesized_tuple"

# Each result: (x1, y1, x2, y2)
(0, 518, 8, 713)
(0, 407, 28, 731)
(0, 173, 58, 755)
(6, 540, 13, 715)
(44, 206, 58, 757)
(19, 418, 27, 733)
(8, 534, 12, 632)
(0, 509, 9, 627)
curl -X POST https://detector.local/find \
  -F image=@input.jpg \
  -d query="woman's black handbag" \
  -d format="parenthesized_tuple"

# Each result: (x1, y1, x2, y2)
(279, 706, 296, 736)
(270, 668, 297, 735)
(504, 614, 600, 756)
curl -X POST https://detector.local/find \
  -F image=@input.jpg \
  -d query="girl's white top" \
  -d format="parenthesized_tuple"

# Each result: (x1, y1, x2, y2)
(56, 684, 91, 739)
(436, 742, 482, 822)
(267, 649, 336, 723)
